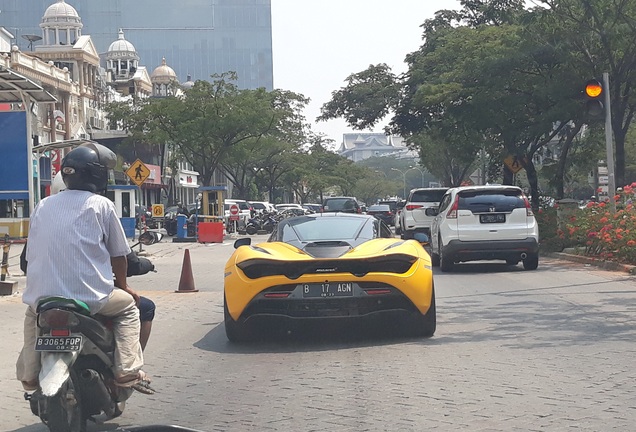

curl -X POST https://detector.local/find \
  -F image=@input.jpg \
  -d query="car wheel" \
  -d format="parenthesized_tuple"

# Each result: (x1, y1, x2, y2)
(506, 259, 519, 266)
(224, 296, 251, 342)
(409, 286, 436, 337)
(522, 253, 539, 270)
(395, 225, 401, 236)
(439, 243, 454, 272)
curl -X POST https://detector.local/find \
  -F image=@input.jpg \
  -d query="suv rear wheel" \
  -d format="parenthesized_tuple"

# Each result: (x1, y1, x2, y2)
(439, 242, 454, 272)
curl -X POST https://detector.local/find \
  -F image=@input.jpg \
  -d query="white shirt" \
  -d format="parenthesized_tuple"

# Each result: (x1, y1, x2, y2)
(23, 190, 131, 313)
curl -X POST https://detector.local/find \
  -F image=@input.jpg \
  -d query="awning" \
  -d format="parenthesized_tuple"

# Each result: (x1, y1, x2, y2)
(0, 67, 57, 103)
(32, 139, 98, 154)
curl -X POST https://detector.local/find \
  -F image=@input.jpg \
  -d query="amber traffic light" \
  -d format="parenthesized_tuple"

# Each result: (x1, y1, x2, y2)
(584, 79, 604, 118)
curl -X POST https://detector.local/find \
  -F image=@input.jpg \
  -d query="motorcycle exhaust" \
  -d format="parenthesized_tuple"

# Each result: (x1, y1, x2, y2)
(520, 253, 527, 259)
(79, 369, 116, 416)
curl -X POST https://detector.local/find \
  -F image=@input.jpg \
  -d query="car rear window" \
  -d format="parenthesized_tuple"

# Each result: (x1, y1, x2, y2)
(368, 205, 391, 212)
(282, 217, 368, 242)
(409, 190, 447, 202)
(458, 190, 525, 212)
(378, 201, 398, 211)
(323, 198, 357, 211)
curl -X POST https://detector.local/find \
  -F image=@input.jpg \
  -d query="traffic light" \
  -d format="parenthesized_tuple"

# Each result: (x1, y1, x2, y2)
(584, 78, 604, 118)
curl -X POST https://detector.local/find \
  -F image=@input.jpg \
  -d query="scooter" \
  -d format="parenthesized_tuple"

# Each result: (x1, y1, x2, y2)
(24, 252, 157, 432)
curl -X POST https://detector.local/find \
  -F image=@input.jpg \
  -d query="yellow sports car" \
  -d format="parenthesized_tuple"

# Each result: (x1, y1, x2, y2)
(223, 213, 436, 342)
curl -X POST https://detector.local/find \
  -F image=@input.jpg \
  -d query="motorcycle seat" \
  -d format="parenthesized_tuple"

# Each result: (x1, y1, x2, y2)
(37, 297, 91, 315)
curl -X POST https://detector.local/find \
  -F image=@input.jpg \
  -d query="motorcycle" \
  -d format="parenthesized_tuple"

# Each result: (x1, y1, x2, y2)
(24, 250, 157, 432)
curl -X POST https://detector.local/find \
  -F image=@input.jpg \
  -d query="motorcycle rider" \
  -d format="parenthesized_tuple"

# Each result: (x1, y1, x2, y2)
(16, 143, 151, 393)
(20, 172, 157, 352)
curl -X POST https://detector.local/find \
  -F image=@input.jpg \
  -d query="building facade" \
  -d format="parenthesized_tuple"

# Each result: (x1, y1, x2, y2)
(0, 0, 273, 91)
(337, 133, 416, 162)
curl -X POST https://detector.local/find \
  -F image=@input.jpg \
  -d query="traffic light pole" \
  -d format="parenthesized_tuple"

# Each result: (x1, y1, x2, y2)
(603, 72, 616, 214)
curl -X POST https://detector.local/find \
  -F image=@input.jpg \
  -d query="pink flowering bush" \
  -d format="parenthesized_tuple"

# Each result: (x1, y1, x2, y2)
(564, 183, 636, 264)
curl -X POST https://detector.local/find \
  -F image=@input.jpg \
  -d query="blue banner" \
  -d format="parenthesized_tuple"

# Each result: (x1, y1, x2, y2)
(0, 111, 29, 200)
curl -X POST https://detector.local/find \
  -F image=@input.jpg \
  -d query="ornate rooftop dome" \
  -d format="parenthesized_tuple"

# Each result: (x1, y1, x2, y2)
(107, 29, 139, 61)
(181, 74, 195, 89)
(151, 57, 177, 84)
(41, 0, 82, 28)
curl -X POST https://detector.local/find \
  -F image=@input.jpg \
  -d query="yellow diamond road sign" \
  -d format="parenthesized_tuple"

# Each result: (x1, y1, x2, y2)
(126, 159, 151, 186)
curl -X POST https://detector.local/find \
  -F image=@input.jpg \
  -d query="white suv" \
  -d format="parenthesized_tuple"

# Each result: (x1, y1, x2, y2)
(427, 185, 539, 271)
(400, 187, 448, 239)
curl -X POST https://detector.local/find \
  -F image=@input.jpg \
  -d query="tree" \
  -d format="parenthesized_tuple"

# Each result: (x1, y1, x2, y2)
(536, 0, 636, 188)
(106, 73, 308, 187)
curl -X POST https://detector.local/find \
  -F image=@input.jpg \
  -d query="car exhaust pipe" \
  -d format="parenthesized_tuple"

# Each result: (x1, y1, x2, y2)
(520, 253, 527, 259)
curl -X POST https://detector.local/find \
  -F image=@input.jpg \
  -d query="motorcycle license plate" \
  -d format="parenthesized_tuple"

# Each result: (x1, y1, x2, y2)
(35, 335, 83, 352)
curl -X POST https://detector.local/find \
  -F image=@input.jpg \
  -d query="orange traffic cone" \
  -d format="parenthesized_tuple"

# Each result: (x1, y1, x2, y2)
(175, 249, 198, 293)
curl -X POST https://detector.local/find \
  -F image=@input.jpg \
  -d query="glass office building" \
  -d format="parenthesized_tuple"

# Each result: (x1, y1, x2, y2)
(0, 0, 273, 90)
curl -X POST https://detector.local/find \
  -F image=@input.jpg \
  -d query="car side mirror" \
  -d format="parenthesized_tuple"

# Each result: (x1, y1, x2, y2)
(234, 238, 251, 249)
(425, 208, 439, 217)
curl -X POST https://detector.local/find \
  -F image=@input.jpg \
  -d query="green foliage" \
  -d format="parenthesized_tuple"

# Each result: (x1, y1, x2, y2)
(106, 72, 308, 186)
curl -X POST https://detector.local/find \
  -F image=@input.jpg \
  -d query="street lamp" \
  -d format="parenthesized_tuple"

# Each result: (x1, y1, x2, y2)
(407, 166, 425, 187)
(391, 168, 406, 198)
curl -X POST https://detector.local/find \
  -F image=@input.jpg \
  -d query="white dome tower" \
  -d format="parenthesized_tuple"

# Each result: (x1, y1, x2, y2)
(151, 57, 178, 96)
(40, 0, 83, 46)
(106, 29, 140, 80)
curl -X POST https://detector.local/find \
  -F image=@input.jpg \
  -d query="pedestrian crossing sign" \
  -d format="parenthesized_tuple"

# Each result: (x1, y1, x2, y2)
(126, 159, 151, 186)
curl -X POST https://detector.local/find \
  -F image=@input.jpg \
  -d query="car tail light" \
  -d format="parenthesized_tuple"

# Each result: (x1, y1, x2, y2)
(523, 195, 534, 216)
(446, 196, 459, 219)
(406, 204, 422, 211)
(264, 293, 290, 299)
(364, 289, 392, 295)
(38, 309, 80, 329)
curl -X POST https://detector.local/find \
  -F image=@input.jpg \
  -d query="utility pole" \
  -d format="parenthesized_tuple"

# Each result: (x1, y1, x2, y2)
(603, 72, 616, 214)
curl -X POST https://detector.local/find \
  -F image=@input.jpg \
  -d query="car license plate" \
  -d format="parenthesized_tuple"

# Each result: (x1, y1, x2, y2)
(35, 335, 83, 352)
(480, 214, 506, 223)
(302, 282, 354, 298)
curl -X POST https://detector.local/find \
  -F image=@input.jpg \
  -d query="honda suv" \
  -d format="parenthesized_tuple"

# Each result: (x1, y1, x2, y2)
(427, 185, 539, 272)
(400, 187, 448, 239)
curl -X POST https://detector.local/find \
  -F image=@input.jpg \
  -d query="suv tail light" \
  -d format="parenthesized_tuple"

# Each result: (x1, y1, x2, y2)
(523, 195, 533, 216)
(406, 204, 422, 211)
(446, 196, 459, 219)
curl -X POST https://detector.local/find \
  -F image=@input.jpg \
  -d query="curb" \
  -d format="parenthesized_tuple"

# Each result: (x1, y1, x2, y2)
(544, 252, 636, 275)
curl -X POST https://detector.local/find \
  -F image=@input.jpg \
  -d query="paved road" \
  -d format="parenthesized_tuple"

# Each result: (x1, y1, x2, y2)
(1, 236, 636, 431)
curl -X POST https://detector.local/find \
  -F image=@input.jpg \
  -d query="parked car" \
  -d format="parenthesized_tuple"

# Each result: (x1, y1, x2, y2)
(275, 203, 303, 212)
(366, 204, 394, 225)
(400, 187, 449, 239)
(249, 201, 276, 214)
(223, 213, 435, 342)
(428, 185, 539, 272)
(225, 199, 252, 227)
(302, 203, 323, 213)
(322, 196, 361, 214)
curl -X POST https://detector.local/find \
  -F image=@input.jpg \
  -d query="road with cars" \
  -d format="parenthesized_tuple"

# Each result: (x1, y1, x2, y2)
(1, 235, 635, 431)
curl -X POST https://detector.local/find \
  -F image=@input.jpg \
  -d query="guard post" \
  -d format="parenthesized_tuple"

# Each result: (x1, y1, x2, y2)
(106, 185, 138, 238)
(197, 186, 227, 243)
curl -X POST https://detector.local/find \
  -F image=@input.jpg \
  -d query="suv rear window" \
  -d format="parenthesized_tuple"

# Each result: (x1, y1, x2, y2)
(323, 198, 358, 211)
(409, 190, 447, 202)
(458, 190, 525, 212)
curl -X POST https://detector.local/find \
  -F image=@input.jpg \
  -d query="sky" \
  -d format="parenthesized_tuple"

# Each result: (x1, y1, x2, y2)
(271, 0, 461, 148)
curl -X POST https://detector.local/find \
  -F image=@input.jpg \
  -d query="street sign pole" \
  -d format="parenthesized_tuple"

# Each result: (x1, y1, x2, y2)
(603, 72, 616, 214)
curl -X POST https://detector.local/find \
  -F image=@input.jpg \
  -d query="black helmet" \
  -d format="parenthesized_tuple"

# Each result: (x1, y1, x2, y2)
(61, 143, 116, 193)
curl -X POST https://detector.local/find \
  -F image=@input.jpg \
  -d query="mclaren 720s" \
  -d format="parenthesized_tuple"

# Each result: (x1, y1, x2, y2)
(223, 213, 435, 342)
